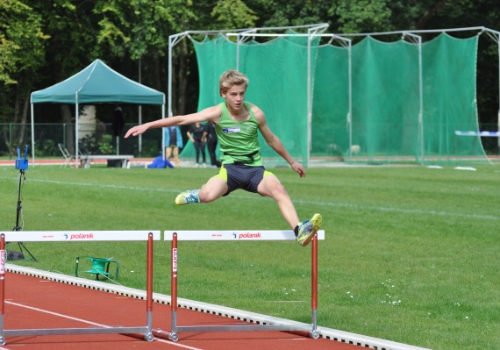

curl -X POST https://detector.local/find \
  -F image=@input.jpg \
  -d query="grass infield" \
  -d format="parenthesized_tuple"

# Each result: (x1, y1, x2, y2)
(0, 164, 498, 350)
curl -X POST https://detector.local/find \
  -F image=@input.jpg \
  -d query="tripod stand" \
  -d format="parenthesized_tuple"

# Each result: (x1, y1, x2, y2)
(10, 146, 37, 262)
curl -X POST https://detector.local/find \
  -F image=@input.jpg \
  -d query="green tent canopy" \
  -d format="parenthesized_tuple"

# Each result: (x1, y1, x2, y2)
(30, 59, 165, 164)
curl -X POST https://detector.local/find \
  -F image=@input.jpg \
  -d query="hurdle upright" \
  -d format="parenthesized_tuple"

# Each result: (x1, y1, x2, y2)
(0, 230, 160, 346)
(159, 230, 325, 342)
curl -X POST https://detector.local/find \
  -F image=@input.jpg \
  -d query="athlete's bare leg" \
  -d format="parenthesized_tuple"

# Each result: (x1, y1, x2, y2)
(199, 176, 229, 203)
(257, 174, 300, 230)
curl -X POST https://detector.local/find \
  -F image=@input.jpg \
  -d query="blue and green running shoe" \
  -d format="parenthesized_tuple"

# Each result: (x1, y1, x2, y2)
(175, 190, 201, 205)
(296, 213, 322, 246)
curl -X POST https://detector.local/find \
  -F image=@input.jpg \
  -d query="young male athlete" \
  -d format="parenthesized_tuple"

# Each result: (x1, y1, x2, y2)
(125, 70, 322, 246)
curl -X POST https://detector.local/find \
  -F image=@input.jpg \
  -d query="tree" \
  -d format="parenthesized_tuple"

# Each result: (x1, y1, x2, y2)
(1, 0, 499, 154)
(91, 0, 199, 115)
(210, 0, 258, 30)
(0, 0, 47, 85)
(0, 0, 47, 150)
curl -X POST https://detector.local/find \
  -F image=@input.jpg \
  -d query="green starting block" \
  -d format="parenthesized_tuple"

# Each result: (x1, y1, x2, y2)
(75, 256, 119, 281)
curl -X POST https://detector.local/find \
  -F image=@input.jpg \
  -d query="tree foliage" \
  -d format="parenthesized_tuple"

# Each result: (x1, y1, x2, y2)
(0, 0, 47, 85)
(211, 0, 258, 30)
(0, 0, 499, 131)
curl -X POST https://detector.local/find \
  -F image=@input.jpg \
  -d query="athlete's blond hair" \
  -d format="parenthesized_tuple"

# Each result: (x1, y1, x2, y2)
(219, 70, 249, 94)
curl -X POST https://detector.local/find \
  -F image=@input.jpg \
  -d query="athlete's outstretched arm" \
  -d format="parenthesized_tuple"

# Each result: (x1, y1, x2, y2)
(125, 105, 221, 138)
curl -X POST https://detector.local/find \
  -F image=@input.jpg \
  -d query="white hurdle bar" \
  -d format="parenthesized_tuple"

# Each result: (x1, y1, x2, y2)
(159, 230, 325, 342)
(0, 230, 161, 346)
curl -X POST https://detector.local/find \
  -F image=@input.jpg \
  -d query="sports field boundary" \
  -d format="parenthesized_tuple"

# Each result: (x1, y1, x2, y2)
(5, 264, 431, 350)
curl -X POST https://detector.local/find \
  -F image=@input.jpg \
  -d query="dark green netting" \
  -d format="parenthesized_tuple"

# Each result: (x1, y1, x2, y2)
(240, 36, 315, 164)
(314, 37, 421, 163)
(182, 34, 315, 166)
(194, 35, 237, 110)
(353, 38, 421, 161)
(178, 35, 237, 163)
(422, 34, 484, 164)
(312, 44, 349, 159)
(181, 32, 488, 167)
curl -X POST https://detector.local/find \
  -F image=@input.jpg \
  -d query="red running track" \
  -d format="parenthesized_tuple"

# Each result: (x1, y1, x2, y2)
(1, 272, 364, 350)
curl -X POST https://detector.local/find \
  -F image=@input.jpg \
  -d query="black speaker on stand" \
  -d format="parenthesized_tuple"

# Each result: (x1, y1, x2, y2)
(10, 145, 37, 262)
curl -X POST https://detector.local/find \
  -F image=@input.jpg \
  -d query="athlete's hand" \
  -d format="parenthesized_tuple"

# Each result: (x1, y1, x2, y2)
(125, 124, 148, 138)
(291, 161, 305, 178)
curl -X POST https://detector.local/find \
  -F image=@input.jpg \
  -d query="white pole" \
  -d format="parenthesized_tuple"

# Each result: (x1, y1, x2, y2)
(330, 35, 353, 161)
(235, 29, 257, 72)
(75, 100, 79, 168)
(30, 101, 35, 166)
(236, 34, 240, 71)
(138, 105, 142, 155)
(497, 33, 500, 155)
(305, 24, 328, 168)
(138, 57, 142, 156)
(348, 40, 353, 161)
(167, 33, 189, 161)
(418, 37, 424, 166)
(405, 32, 424, 166)
(166, 34, 178, 161)
(306, 32, 312, 168)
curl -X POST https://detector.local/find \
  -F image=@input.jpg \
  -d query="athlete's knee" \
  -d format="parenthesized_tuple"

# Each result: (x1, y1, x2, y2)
(275, 183, 289, 197)
(199, 187, 213, 203)
(265, 182, 289, 199)
(199, 184, 224, 203)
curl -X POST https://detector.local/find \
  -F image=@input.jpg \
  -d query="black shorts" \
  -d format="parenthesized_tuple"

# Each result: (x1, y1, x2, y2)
(214, 163, 273, 195)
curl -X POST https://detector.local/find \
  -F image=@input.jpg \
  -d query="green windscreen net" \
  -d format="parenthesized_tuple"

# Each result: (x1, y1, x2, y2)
(181, 32, 488, 167)
(182, 34, 315, 166)
(422, 34, 484, 164)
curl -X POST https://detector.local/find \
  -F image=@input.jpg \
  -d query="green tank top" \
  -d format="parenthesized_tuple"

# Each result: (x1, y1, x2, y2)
(216, 102, 262, 166)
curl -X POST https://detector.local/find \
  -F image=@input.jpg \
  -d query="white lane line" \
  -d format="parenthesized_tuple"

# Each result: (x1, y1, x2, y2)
(7, 301, 109, 328)
(6, 301, 205, 350)
(154, 337, 205, 350)
(292, 198, 500, 221)
(1, 176, 498, 221)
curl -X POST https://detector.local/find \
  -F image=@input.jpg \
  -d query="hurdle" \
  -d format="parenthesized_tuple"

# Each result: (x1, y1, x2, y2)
(158, 230, 325, 342)
(0, 230, 160, 346)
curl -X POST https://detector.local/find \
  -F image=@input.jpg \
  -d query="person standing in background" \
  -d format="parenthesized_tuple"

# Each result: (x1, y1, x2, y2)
(164, 126, 183, 167)
(187, 122, 207, 167)
(204, 121, 218, 167)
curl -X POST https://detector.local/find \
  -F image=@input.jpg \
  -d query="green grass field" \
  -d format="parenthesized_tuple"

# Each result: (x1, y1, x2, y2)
(0, 164, 498, 350)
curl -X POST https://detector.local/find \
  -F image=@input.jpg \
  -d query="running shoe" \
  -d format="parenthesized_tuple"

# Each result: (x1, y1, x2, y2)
(175, 190, 201, 205)
(296, 213, 322, 246)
